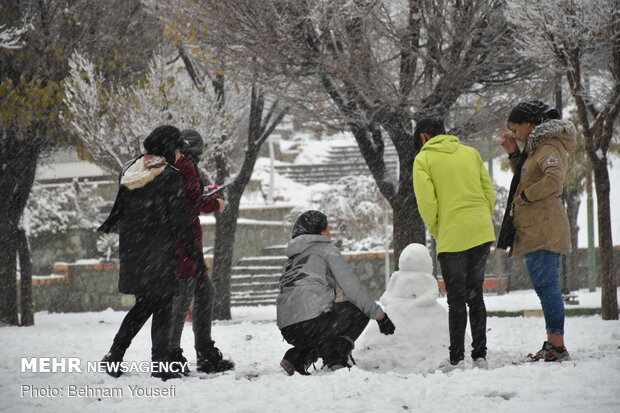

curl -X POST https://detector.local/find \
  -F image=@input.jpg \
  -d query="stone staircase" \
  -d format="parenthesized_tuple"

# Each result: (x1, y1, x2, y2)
(230, 245, 287, 306)
(274, 142, 399, 185)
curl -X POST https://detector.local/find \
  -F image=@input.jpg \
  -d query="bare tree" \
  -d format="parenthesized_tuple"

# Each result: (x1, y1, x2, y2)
(139, 3, 290, 319)
(65, 44, 287, 319)
(63, 52, 240, 172)
(198, 0, 534, 266)
(508, 0, 619, 320)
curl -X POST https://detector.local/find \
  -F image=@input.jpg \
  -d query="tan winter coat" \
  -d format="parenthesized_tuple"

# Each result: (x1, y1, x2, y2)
(509, 119, 577, 257)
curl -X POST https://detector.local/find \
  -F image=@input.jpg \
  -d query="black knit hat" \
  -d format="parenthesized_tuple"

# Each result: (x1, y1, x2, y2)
(292, 210, 328, 239)
(143, 125, 186, 164)
(180, 129, 205, 161)
(507, 101, 561, 126)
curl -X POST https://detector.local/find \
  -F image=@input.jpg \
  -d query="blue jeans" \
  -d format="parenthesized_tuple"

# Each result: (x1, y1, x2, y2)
(524, 250, 565, 335)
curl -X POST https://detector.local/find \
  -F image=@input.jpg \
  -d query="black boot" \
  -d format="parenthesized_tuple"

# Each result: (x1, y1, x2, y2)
(101, 350, 124, 378)
(320, 336, 356, 370)
(280, 347, 319, 376)
(196, 341, 235, 373)
(168, 347, 190, 376)
(150, 353, 183, 381)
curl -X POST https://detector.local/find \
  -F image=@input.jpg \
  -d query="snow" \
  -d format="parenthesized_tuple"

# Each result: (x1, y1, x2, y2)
(356, 244, 453, 373)
(73, 259, 103, 265)
(292, 134, 356, 165)
(481, 288, 605, 312)
(35, 161, 109, 181)
(249, 157, 331, 206)
(199, 216, 290, 227)
(2, 288, 619, 413)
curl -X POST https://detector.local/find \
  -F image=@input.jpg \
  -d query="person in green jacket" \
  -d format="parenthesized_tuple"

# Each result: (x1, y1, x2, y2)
(413, 117, 496, 371)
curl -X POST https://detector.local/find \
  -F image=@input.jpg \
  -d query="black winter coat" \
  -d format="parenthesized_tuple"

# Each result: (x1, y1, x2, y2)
(98, 155, 206, 296)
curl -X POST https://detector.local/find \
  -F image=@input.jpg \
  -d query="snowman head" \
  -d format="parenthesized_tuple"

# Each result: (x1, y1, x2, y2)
(398, 243, 433, 274)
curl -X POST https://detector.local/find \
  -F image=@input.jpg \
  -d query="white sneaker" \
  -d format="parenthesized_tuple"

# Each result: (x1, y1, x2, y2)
(438, 359, 465, 373)
(472, 358, 488, 369)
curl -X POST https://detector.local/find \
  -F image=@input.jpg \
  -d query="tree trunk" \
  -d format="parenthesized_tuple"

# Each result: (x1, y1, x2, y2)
(209, 85, 285, 319)
(211, 190, 241, 320)
(565, 190, 581, 291)
(346, 122, 426, 270)
(17, 228, 34, 326)
(211, 142, 265, 319)
(392, 187, 426, 270)
(0, 225, 18, 325)
(0, 136, 40, 325)
(593, 159, 619, 320)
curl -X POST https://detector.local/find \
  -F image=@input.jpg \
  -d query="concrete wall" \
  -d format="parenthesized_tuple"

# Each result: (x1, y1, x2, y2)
(487, 247, 620, 292)
(22, 262, 135, 313)
(202, 220, 292, 264)
(30, 228, 100, 275)
(344, 251, 392, 301)
(22, 246, 620, 313)
(28, 205, 295, 275)
(237, 205, 294, 221)
(27, 254, 389, 313)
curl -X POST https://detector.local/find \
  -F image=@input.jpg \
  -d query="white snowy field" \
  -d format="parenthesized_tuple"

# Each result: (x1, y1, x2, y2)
(1, 288, 619, 413)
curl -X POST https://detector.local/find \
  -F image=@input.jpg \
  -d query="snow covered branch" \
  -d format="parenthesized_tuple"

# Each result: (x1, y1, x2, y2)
(0, 22, 31, 50)
(63, 51, 246, 175)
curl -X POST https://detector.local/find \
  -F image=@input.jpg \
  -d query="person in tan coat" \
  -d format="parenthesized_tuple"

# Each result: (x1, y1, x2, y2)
(498, 101, 576, 362)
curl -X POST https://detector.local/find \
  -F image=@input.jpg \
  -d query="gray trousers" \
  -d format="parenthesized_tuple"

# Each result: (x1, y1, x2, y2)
(169, 277, 216, 352)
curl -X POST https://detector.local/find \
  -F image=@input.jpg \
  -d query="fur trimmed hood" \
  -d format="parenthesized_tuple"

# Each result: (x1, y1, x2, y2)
(120, 155, 168, 190)
(525, 119, 577, 154)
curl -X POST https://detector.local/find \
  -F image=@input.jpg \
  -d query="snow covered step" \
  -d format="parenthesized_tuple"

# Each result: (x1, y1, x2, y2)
(237, 256, 287, 267)
(231, 289, 279, 297)
(238, 255, 288, 262)
(231, 266, 284, 276)
(231, 273, 281, 281)
(230, 292, 279, 306)
(238, 255, 288, 265)
(230, 297, 277, 306)
(274, 163, 399, 185)
(275, 161, 397, 174)
(230, 282, 279, 293)
(263, 245, 287, 256)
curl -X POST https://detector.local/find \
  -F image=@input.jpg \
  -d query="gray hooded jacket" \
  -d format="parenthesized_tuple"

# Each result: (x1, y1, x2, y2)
(276, 234, 384, 329)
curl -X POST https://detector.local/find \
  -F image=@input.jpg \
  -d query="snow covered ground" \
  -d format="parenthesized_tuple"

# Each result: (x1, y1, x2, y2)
(2, 288, 618, 413)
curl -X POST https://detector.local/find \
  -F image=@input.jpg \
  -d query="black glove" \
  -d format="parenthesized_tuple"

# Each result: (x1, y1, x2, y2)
(377, 314, 395, 335)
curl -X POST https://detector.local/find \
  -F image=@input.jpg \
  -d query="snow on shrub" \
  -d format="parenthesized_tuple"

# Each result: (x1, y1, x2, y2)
(96, 233, 119, 261)
(23, 180, 104, 237)
(290, 175, 392, 251)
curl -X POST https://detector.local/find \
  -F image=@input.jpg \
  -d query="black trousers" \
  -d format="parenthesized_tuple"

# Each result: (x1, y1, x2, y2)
(438, 242, 492, 362)
(169, 277, 216, 352)
(111, 294, 173, 361)
(281, 301, 370, 366)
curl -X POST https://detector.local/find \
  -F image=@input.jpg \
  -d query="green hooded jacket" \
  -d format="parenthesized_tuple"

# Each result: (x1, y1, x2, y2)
(413, 135, 496, 254)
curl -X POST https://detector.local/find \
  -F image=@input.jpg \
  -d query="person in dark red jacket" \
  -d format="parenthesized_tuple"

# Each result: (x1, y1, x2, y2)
(168, 129, 235, 374)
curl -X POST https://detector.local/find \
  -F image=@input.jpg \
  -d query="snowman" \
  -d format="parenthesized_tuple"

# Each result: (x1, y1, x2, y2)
(355, 243, 467, 374)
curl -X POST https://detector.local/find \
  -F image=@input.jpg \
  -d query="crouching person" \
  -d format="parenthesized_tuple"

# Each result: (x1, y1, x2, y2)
(277, 210, 395, 375)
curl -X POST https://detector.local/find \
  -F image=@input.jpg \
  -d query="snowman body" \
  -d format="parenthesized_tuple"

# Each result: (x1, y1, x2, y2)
(356, 243, 464, 373)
